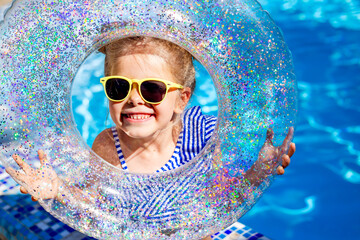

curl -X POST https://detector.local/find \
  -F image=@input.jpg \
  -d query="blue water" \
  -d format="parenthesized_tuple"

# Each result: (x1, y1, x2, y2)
(240, 1, 360, 239)
(2, 0, 358, 239)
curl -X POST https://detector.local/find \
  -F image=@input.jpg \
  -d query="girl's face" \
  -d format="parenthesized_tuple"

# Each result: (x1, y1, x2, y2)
(109, 54, 191, 139)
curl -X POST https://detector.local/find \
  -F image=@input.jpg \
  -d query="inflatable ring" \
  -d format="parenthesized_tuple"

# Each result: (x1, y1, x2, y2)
(0, 0, 297, 239)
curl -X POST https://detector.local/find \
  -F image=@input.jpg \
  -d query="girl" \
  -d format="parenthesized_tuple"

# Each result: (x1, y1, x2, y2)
(6, 36, 295, 238)
(92, 36, 205, 174)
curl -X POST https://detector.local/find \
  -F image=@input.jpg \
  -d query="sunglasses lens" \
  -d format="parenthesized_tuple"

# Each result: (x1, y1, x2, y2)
(141, 80, 167, 103)
(105, 78, 130, 101)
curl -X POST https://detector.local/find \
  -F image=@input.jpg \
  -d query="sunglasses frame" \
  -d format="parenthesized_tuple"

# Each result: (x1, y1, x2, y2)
(100, 76, 184, 104)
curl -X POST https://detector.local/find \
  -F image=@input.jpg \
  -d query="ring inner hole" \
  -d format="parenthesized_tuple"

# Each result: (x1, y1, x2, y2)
(71, 50, 218, 164)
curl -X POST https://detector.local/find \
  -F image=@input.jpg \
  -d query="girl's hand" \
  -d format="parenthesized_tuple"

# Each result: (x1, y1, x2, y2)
(6, 150, 61, 201)
(258, 127, 295, 175)
(277, 142, 295, 175)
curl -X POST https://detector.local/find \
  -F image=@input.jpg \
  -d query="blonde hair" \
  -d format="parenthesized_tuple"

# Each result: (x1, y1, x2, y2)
(99, 36, 196, 93)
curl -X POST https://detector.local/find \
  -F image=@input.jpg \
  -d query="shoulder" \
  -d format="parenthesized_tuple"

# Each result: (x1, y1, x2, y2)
(92, 128, 113, 150)
(92, 128, 119, 166)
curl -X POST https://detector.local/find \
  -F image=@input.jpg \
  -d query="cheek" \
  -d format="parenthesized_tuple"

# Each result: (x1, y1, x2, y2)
(109, 102, 123, 121)
(154, 93, 180, 118)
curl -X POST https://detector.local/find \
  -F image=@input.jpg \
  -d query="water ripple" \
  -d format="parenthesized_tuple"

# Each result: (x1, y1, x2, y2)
(259, 0, 360, 30)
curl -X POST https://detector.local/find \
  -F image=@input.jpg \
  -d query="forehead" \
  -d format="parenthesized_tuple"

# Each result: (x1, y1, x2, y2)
(112, 54, 175, 81)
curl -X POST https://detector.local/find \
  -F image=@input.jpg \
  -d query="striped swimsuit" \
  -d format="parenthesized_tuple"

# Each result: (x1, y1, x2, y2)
(111, 106, 217, 173)
(108, 106, 217, 224)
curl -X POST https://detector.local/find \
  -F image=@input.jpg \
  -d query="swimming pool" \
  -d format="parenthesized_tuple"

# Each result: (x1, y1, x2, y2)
(71, 1, 360, 239)
(1, 0, 359, 239)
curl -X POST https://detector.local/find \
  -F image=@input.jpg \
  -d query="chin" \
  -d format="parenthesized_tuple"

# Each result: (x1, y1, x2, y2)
(123, 129, 157, 139)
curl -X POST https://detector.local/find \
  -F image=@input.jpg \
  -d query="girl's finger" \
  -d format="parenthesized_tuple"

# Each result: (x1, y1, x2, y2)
(280, 127, 294, 153)
(20, 186, 28, 194)
(288, 143, 296, 157)
(31, 196, 38, 202)
(276, 166, 285, 175)
(282, 154, 290, 168)
(12, 154, 31, 174)
(5, 167, 27, 181)
(38, 150, 49, 166)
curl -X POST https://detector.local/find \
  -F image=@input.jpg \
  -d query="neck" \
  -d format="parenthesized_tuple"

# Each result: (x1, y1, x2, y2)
(117, 121, 182, 169)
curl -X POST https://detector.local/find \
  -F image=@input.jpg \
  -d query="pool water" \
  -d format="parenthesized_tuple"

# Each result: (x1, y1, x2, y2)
(1, 0, 359, 239)
(241, 1, 360, 239)
(72, 1, 360, 240)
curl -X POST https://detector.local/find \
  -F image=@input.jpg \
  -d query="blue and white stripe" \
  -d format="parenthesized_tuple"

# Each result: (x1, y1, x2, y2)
(111, 126, 128, 170)
(110, 106, 217, 223)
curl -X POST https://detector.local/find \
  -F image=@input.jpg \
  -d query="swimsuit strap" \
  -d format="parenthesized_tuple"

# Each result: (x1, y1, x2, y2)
(111, 126, 128, 171)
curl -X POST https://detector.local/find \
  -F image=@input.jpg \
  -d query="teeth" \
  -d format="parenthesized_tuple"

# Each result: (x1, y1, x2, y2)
(127, 114, 151, 120)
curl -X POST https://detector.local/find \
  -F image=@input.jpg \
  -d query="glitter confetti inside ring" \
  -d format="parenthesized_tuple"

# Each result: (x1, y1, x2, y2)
(0, 0, 297, 239)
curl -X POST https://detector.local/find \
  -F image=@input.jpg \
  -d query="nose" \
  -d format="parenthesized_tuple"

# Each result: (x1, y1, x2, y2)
(127, 83, 144, 105)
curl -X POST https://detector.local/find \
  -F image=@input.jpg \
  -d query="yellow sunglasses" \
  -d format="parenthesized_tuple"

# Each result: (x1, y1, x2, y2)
(100, 76, 184, 104)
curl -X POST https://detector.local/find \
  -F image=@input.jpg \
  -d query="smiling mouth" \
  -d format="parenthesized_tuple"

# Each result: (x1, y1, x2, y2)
(122, 114, 153, 120)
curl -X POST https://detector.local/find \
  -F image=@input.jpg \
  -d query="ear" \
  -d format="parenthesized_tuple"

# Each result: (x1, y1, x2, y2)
(174, 87, 191, 114)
